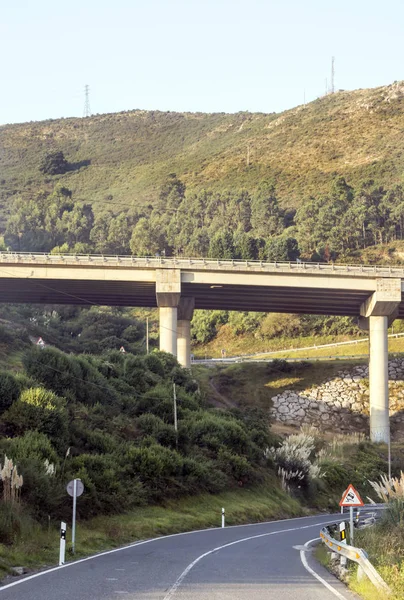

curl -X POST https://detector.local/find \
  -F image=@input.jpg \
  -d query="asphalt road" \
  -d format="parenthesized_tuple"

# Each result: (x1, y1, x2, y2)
(0, 514, 358, 600)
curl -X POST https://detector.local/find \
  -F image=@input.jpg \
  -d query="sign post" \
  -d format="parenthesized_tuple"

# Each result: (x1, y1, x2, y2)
(339, 483, 364, 545)
(67, 479, 84, 554)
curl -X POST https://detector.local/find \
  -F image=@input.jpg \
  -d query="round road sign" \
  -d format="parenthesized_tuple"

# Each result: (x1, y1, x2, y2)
(66, 479, 84, 497)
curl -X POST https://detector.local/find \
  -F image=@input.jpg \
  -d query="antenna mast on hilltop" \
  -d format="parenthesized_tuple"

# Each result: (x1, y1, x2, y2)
(331, 57, 335, 94)
(83, 84, 91, 117)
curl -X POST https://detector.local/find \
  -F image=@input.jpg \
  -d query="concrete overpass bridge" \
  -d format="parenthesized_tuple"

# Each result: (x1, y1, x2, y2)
(1, 251, 404, 443)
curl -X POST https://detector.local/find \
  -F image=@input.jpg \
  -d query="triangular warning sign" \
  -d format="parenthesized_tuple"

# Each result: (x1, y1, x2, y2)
(339, 484, 364, 507)
(36, 337, 45, 346)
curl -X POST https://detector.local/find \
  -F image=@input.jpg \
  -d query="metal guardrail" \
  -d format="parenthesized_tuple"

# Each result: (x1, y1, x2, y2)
(320, 526, 392, 595)
(0, 252, 404, 278)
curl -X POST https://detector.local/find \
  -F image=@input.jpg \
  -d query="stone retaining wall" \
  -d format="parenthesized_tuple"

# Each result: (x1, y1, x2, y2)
(270, 360, 404, 432)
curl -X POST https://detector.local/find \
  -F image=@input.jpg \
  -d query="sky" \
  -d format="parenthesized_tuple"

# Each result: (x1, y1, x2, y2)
(1, 0, 403, 125)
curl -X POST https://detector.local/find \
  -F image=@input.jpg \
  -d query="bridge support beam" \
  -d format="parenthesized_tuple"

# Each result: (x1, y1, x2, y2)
(360, 280, 401, 443)
(177, 298, 195, 368)
(156, 270, 181, 357)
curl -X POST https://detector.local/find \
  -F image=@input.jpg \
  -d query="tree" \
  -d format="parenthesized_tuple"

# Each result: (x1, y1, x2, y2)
(251, 181, 283, 237)
(158, 173, 186, 210)
(39, 151, 69, 176)
(208, 230, 235, 259)
(266, 237, 300, 262)
(130, 218, 162, 256)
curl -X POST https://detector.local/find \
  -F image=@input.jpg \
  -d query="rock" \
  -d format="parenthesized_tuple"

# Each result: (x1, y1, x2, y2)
(11, 567, 27, 576)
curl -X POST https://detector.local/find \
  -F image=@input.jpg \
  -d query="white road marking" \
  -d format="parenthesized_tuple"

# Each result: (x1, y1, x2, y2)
(162, 520, 342, 600)
(0, 514, 340, 593)
(300, 538, 348, 600)
(106, 578, 119, 581)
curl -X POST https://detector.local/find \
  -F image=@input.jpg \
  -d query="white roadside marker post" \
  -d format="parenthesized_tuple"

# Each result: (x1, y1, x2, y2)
(59, 521, 67, 566)
(221, 507, 225, 528)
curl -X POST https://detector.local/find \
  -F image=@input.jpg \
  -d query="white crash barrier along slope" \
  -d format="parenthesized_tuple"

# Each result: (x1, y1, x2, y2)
(320, 526, 392, 595)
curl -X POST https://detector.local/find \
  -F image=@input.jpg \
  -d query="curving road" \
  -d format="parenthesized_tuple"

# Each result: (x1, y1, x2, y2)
(0, 514, 357, 600)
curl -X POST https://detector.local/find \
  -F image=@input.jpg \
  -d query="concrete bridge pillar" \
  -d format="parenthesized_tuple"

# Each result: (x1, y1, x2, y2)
(360, 279, 401, 443)
(369, 316, 389, 442)
(177, 298, 195, 368)
(156, 269, 181, 357)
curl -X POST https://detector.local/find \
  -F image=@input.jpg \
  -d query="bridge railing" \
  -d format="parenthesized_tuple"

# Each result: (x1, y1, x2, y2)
(0, 252, 404, 278)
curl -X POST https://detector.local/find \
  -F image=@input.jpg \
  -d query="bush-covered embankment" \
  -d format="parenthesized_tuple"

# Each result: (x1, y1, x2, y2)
(0, 344, 302, 576)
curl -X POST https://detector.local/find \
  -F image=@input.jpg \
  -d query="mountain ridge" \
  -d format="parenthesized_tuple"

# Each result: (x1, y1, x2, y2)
(1, 81, 404, 220)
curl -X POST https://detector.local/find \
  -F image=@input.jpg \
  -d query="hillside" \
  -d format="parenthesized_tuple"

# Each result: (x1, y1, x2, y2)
(2, 81, 404, 221)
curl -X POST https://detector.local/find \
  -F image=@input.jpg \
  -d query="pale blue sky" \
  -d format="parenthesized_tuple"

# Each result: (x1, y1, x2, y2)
(1, 0, 403, 124)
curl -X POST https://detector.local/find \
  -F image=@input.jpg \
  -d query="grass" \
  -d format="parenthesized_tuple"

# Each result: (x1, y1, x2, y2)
(0, 483, 303, 581)
(192, 360, 366, 409)
(192, 333, 365, 359)
(192, 330, 404, 361)
(261, 337, 404, 360)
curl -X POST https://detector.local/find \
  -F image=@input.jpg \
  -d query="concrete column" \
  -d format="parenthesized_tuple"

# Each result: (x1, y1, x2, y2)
(369, 316, 390, 443)
(360, 280, 401, 443)
(177, 297, 195, 368)
(156, 269, 181, 357)
(159, 306, 178, 356)
(177, 320, 191, 367)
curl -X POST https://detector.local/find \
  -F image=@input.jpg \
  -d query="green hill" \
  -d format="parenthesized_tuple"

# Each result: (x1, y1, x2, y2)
(2, 80, 404, 220)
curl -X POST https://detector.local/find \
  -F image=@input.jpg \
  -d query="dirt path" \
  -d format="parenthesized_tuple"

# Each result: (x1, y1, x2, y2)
(208, 377, 237, 409)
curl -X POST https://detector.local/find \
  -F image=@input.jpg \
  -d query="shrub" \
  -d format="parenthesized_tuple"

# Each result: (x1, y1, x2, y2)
(125, 444, 183, 499)
(2, 387, 68, 452)
(39, 151, 68, 175)
(136, 413, 177, 448)
(217, 448, 255, 483)
(143, 353, 165, 377)
(270, 430, 324, 491)
(1, 431, 59, 465)
(68, 453, 145, 516)
(0, 372, 22, 414)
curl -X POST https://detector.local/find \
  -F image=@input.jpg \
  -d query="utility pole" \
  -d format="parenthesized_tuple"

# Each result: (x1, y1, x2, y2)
(173, 383, 178, 448)
(331, 56, 335, 94)
(146, 316, 149, 354)
(246, 144, 250, 167)
(83, 84, 91, 118)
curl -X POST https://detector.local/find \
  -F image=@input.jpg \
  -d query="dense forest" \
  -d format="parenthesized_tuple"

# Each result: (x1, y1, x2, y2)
(5, 168, 404, 265)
